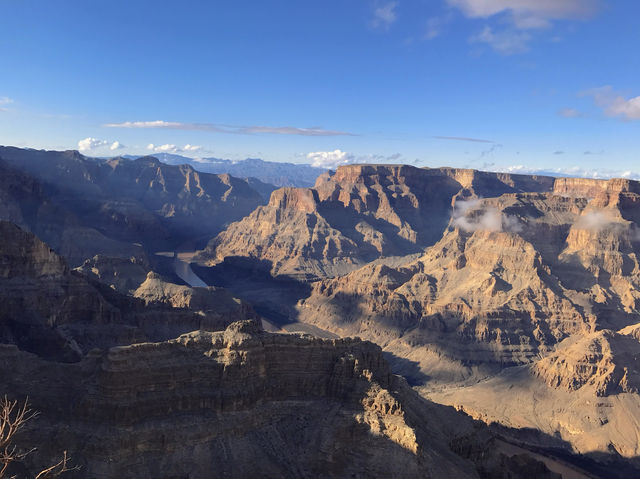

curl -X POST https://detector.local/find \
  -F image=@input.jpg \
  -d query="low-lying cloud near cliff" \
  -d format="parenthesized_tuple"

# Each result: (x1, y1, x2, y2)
(451, 199, 522, 233)
(575, 210, 624, 232)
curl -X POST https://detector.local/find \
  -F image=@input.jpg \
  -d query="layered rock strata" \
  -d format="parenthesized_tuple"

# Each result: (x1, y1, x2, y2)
(1, 321, 559, 478)
(0, 147, 265, 266)
(198, 164, 556, 279)
(0, 221, 251, 362)
(295, 186, 640, 381)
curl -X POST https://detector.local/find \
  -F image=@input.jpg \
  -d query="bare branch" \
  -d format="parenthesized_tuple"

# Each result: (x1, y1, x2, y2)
(34, 451, 79, 479)
(0, 397, 76, 479)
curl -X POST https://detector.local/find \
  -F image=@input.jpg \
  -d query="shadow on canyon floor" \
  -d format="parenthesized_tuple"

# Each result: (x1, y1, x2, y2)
(383, 351, 430, 386)
(191, 257, 312, 326)
(486, 421, 640, 479)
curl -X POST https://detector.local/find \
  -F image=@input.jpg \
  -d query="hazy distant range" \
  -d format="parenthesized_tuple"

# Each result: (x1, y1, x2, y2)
(119, 153, 326, 188)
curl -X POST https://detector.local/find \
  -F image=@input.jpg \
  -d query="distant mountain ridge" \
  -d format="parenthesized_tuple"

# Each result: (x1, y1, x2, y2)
(0, 146, 266, 266)
(121, 152, 326, 187)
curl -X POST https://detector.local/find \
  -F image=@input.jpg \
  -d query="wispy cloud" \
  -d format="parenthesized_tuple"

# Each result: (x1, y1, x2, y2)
(448, 0, 600, 29)
(470, 26, 531, 55)
(451, 198, 522, 233)
(433, 135, 495, 143)
(498, 165, 640, 180)
(104, 120, 354, 136)
(575, 210, 625, 232)
(147, 143, 202, 154)
(451, 0, 600, 55)
(372, 1, 398, 30)
(558, 107, 585, 118)
(583, 86, 640, 121)
(0, 96, 13, 111)
(425, 15, 451, 40)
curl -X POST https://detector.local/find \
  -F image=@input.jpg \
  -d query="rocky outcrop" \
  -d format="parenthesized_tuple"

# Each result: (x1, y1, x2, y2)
(199, 164, 557, 279)
(1, 321, 558, 478)
(0, 221, 253, 362)
(133, 271, 257, 323)
(76, 254, 258, 327)
(295, 188, 640, 382)
(533, 330, 640, 396)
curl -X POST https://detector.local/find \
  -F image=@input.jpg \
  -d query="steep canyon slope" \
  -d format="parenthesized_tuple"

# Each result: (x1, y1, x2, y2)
(198, 164, 640, 466)
(198, 164, 555, 279)
(0, 146, 265, 266)
(0, 220, 560, 478)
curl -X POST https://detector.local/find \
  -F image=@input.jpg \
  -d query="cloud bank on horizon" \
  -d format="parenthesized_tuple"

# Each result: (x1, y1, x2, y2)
(104, 121, 354, 137)
(498, 165, 640, 181)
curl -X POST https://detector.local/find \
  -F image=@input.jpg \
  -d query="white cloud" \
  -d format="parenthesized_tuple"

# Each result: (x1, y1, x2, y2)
(146, 144, 203, 154)
(453, 1, 600, 55)
(148, 143, 180, 153)
(451, 198, 521, 233)
(575, 210, 624, 232)
(109, 141, 124, 151)
(497, 165, 640, 181)
(471, 26, 531, 55)
(558, 108, 584, 118)
(78, 137, 109, 151)
(0, 96, 13, 111)
(448, 0, 599, 29)
(584, 86, 640, 121)
(307, 150, 354, 169)
(105, 120, 353, 136)
(306, 150, 405, 169)
(372, 2, 398, 30)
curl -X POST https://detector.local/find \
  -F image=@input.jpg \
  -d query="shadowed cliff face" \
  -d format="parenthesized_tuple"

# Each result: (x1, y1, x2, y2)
(198, 164, 556, 280)
(0, 220, 565, 479)
(0, 221, 254, 362)
(0, 147, 266, 266)
(0, 321, 562, 479)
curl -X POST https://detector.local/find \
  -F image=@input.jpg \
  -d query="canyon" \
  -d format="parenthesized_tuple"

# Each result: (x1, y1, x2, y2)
(197, 163, 640, 474)
(2, 147, 640, 477)
(0, 218, 560, 478)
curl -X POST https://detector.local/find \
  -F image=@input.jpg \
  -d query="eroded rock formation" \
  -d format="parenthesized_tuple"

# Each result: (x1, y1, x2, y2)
(0, 147, 266, 266)
(2, 321, 559, 478)
(198, 164, 556, 279)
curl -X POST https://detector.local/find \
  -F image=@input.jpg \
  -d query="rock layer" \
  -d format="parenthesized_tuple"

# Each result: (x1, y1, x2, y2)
(199, 164, 556, 279)
(0, 147, 265, 266)
(0, 221, 250, 362)
(1, 322, 558, 478)
(295, 188, 640, 381)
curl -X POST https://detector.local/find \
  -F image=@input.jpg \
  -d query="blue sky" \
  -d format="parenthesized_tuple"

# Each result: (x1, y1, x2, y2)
(1, 0, 639, 176)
